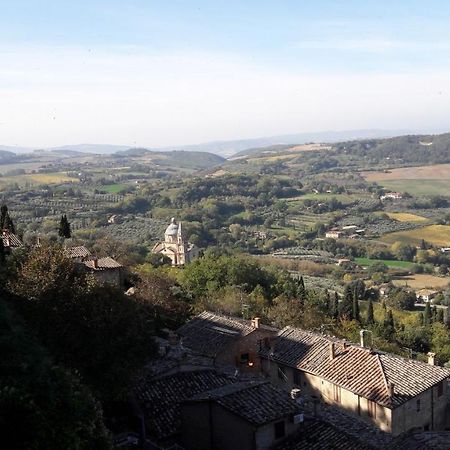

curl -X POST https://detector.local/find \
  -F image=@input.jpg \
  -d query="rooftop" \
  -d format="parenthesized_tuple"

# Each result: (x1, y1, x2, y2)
(260, 326, 450, 409)
(134, 370, 234, 440)
(65, 245, 91, 259)
(1, 230, 22, 248)
(177, 311, 276, 358)
(83, 256, 122, 270)
(189, 380, 300, 425)
(275, 418, 373, 450)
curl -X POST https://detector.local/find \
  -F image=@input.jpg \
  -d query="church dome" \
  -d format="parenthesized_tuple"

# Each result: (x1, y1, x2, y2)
(165, 218, 179, 236)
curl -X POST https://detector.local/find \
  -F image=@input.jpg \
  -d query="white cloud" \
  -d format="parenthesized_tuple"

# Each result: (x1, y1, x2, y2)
(0, 45, 449, 147)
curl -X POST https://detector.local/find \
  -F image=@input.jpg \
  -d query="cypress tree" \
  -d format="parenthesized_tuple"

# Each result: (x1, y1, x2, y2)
(353, 287, 360, 322)
(297, 276, 306, 309)
(424, 302, 432, 326)
(366, 298, 374, 325)
(332, 292, 339, 320)
(419, 312, 424, 326)
(0, 237, 4, 264)
(0, 204, 7, 229)
(3, 213, 15, 233)
(436, 308, 444, 323)
(383, 309, 395, 340)
(340, 284, 354, 320)
(58, 215, 71, 239)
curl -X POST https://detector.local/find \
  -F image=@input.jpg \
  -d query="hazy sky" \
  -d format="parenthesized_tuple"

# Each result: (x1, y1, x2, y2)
(2, 0, 450, 148)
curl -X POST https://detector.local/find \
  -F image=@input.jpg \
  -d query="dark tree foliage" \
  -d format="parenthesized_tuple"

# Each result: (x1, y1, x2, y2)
(339, 284, 354, 320)
(424, 302, 432, 326)
(366, 298, 375, 325)
(0, 205, 15, 233)
(352, 288, 360, 323)
(0, 298, 112, 450)
(58, 214, 71, 238)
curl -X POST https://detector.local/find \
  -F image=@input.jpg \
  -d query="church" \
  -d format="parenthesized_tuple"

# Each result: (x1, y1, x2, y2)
(152, 218, 199, 266)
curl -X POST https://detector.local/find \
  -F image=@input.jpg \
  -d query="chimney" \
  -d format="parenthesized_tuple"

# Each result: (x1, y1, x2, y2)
(92, 257, 98, 269)
(36, 236, 41, 246)
(329, 342, 336, 360)
(252, 317, 260, 329)
(427, 352, 436, 366)
(388, 382, 395, 397)
(360, 329, 372, 348)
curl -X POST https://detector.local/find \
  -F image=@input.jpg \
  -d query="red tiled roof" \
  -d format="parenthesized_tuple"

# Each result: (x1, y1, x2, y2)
(260, 326, 450, 409)
(134, 370, 234, 440)
(1, 231, 22, 248)
(65, 245, 91, 258)
(83, 256, 122, 270)
(177, 311, 277, 358)
(191, 381, 301, 425)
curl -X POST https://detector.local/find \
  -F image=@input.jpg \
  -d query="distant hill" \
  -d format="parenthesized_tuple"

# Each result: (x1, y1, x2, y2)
(0, 130, 418, 158)
(0, 150, 21, 164)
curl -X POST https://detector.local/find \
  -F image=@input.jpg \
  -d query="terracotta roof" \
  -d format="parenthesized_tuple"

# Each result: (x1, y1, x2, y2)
(1, 231, 22, 248)
(190, 381, 301, 425)
(65, 245, 91, 259)
(84, 256, 122, 270)
(260, 326, 450, 409)
(177, 311, 275, 358)
(134, 370, 234, 440)
(275, 419, 373, 450)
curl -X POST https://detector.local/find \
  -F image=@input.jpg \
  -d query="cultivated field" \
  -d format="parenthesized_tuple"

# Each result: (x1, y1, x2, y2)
(363, 163, 450, 181)
(382, 224, 450, 247)
(385, 212, 428, 222)
(392, 274, 450, 289)
(0, 172, 78, 187)
(362, 164, 450, 196)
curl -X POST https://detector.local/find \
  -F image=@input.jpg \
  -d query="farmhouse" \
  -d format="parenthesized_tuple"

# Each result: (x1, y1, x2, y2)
(416, 289, 439, 303)
(177, 311, 277, 372)
(380, 192, 403, 200)
(325, 229, 344, 239)
(260, 326, 450, 436)
(83, 256, 124, 287)
(152, 217, 199, 266)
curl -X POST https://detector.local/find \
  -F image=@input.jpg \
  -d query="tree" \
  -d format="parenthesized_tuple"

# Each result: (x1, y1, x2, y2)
(0, 238, 4, 264)
(424, 302, 432, 326)
(0, 298, 112, 450)
(352, 288, 360, 322)
(331, 292, 339, 320)
(58, 214, 71, 239)
(339, 284, 354, 320)
(436, 308, 445, 324)
(382, 309, 395, 341)
(1, 205, 15, 233)
(367, 298, 374, 325)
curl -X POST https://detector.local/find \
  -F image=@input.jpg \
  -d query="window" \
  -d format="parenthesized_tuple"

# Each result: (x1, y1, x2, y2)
(293, 369, 301, 386)
(240, 353, 250, 364)
(278, 365, 287, 382)
(274, 421, 285, 439)
(368, 400, 377, 419)
(437, 381, 444, 397)
(333, 385, 341, 403)
(416, 400, 421, 412)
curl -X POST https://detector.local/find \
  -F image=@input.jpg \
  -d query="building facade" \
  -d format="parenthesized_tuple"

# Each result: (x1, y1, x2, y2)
(152, 218, 199, 266)
(260, 326, 450, 436)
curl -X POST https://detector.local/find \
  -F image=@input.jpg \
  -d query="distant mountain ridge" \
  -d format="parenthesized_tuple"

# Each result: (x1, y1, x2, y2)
(1, 129, 422, 158)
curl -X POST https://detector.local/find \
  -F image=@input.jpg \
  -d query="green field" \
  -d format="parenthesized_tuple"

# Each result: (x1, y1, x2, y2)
(355, 257, 414, 269)
(99, 183, 128, 193)
(378, 179, 450, 196)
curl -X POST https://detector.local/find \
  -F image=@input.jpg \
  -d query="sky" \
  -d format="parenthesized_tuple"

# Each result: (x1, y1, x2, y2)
(1, 0, 450, 148)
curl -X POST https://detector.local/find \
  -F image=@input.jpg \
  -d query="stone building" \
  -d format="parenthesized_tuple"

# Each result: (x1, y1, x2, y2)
(181, 381, 302, 450)
(152, 218, 199, 267)
(83, 256, 124, 287)
(260, 326, 450, 436)
(177, 311, 277, 373)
